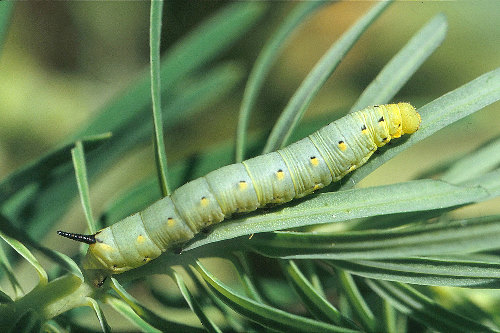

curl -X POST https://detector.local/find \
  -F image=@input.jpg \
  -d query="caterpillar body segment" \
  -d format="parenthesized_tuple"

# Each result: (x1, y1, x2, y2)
(58, 103, 421, 285)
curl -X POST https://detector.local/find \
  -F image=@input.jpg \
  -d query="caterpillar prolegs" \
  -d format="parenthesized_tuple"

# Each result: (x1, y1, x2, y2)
(58, 103, 421, 286)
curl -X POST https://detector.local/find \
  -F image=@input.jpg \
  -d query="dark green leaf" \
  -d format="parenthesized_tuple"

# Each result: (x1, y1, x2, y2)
(71, 141, 96, 234)
(326, 255, 500, 288)
(283, 260, 358, 328)
(150, 0, 170, 197)
(367, 280, 497, 332)
(195, 261, 360, 333)
(110, 278, 203, 332)
(249, 215, 500, 259)
(172, 270, 222, 333)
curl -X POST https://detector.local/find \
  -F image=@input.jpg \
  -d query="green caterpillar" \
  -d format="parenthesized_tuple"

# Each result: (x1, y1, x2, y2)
(58, 103, 421, 286)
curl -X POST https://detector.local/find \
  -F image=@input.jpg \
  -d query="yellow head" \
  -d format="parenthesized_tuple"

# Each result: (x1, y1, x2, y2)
(397, 102, 421, 134)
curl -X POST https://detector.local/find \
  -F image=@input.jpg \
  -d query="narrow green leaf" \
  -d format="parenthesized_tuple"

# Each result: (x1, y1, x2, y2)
(150, 0, 170, 196)
(230, 252, 264, 302)
(0, 135, 113, 243)
(0, 230, 48, 285)
(74, 2, 266, 139)
(195, 261, 359, 333)
(337, 271, 376, 332)
(71, 141, 96, 234)
(40, 320, 66, 333)
(367, 280, 497, 332)
(186, 268, 249, 332)
(302, 261, 326, 298)
(10, 309, 42, 333)
(435, 287, 499, 329)
(0, 288, 12, 303)
(249, 215, 500, 260)
(263, 1, 392, 153)
(0, 1, 14, 55)
(283, 260, 357, 328)
(185, 179, 489, 251)
(172, 270, 222, 333)
(111, 276, 150, 314)
(43, 250, 83, 281)
(0, 239, 24, 298)
(340, 67, 500, 190)
(87, 297, 111, 333)
(0, 133, 110, 205)
(149, 284, 189, 309)
(382, 300, 397, 333)
(110, 277, 203, 332)
(236, 1, 329, 162)
(461, 169, 500, 197)
(349, 14, 447, 112)
(0, 213, 83, 280)
(106, 297, 160, 333)
(441, 135, 500, 183)
(327, 255, 500, 288)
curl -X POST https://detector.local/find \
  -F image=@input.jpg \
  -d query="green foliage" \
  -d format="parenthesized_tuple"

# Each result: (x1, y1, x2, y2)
(1, 2, 500, 332)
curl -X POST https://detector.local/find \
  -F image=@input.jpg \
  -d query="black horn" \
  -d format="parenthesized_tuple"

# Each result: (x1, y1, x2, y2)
(57, 231, 96, 244)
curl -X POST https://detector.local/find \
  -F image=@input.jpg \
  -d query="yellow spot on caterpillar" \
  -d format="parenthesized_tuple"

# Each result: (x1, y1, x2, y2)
(238, 181, 248, 190)
(276, 169, 285, 180)
(136, 235, 146, 244)
(361, 124, 368, 134)
(143, 257, 151, 263)
(348, 165, 356, 173)
(167, 217, 175, 227)
(200, 197, 209, 207)
(96, 243, 114, 253)
(313, 184, 321, 191)
(310, 156, 319, 166)
(338, 141, 347, 151)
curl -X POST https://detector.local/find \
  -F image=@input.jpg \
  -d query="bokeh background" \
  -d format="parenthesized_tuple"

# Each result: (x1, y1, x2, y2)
(0, 1, 499, 330)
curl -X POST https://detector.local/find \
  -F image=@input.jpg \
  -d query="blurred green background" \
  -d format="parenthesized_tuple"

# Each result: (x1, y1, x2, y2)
(0, 2, 499, 330)
(0, 1, 499, 223)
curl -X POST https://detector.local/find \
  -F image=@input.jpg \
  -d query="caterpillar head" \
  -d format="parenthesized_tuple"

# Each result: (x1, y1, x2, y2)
(397, 102, 421, 134)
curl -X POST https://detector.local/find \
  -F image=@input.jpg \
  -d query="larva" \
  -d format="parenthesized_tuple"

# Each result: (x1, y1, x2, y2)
(58, 103, 421, 286)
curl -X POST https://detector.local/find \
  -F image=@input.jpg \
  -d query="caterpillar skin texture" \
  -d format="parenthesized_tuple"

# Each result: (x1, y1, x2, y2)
(67, 103, 420, 283)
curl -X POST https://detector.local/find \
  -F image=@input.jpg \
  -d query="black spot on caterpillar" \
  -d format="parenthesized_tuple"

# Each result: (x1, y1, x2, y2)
(58, 103, 421, 286)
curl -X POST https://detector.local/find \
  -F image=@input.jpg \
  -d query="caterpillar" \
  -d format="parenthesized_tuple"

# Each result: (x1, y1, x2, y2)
(58, 103, 421, 287)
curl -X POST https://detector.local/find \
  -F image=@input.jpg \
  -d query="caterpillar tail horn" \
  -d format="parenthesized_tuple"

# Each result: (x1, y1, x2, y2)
(57, 230, 96, 245)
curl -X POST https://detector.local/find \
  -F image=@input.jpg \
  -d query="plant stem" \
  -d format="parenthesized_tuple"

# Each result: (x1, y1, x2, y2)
(0, 274, 96, 331)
